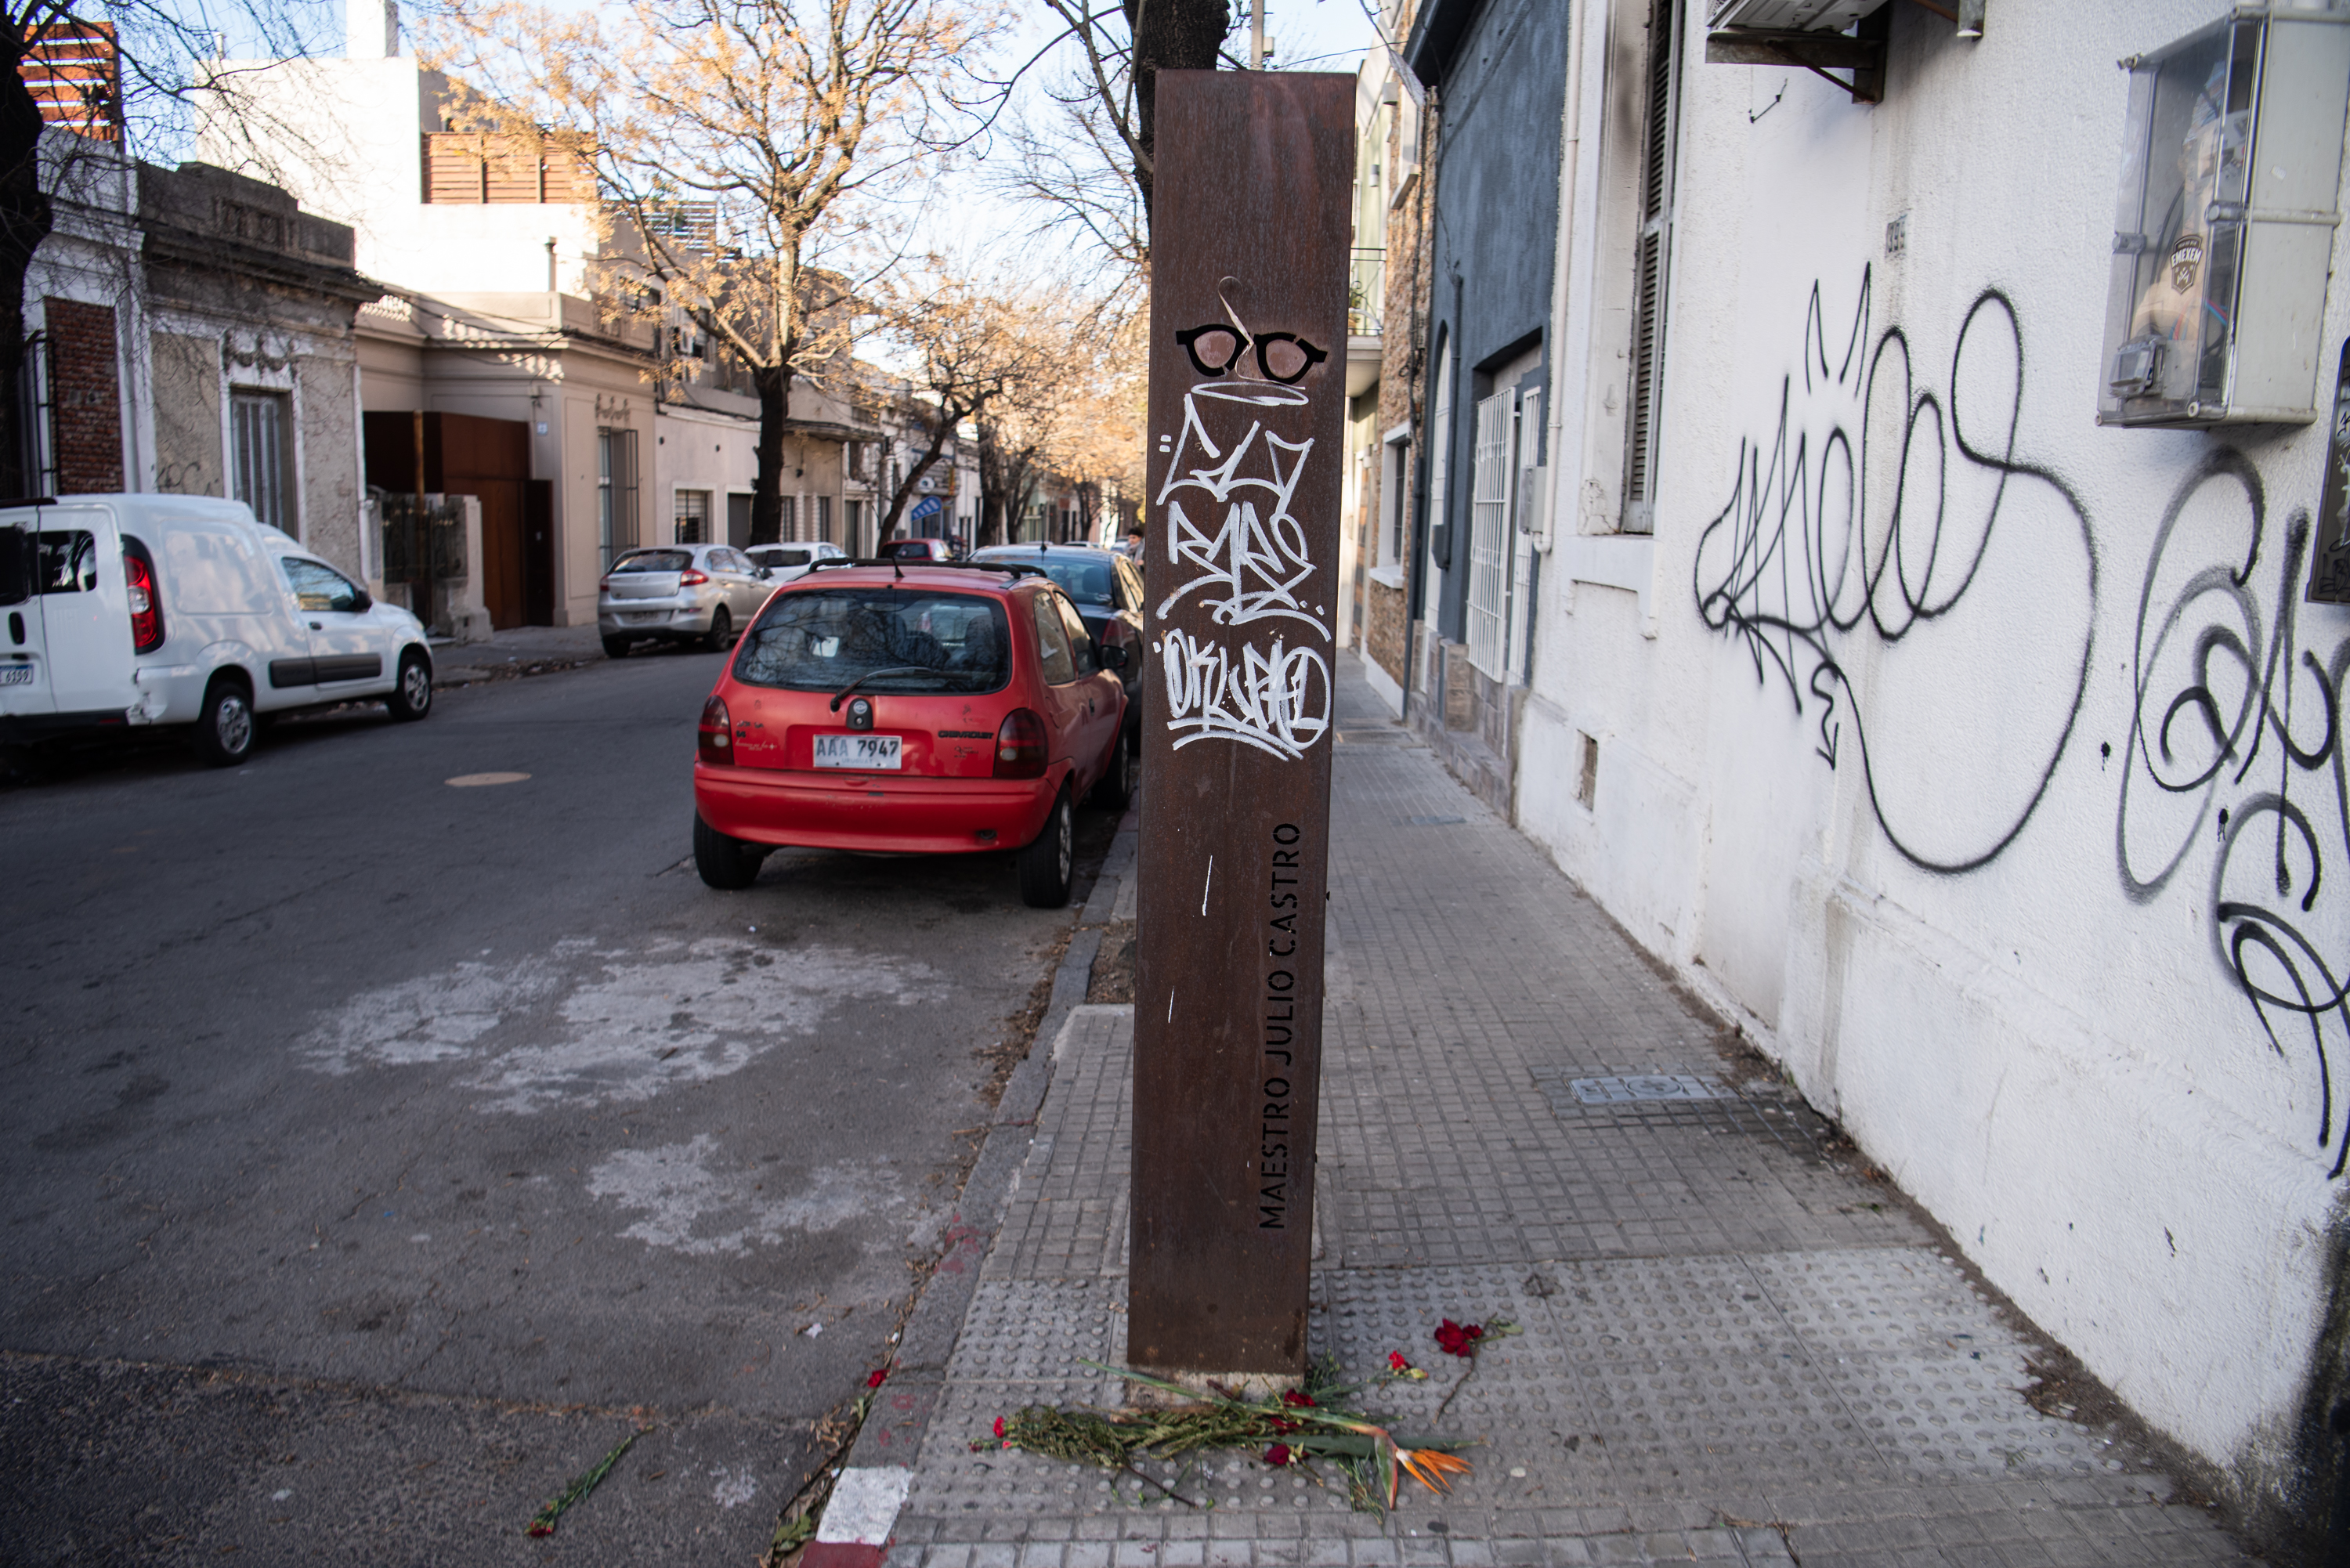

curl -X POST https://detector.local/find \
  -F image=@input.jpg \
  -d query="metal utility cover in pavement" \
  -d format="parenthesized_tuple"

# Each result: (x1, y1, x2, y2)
(1128, 67, 1354, 1380)
(1570, 1075, 1727, 1104)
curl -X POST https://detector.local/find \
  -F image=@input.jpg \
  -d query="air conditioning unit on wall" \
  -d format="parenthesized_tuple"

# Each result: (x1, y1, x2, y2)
(1709, 0, 1875, 31)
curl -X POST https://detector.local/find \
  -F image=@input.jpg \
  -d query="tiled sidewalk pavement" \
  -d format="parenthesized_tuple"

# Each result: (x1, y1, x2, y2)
(887, 655, 2260, 1567)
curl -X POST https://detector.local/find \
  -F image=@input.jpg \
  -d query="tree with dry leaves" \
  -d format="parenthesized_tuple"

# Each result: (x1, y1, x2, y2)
(432, 0, 1003, 545)
(0, 0, 331, 495)
(969, 291, 1141, 547)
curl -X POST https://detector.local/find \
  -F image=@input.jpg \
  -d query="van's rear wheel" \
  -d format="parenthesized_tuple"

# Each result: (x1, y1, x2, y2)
(1018, 787, 1075, 908)
(191, 676, 255, 768)
(387, 649, 432, 721)
(694, 813, 766, 890)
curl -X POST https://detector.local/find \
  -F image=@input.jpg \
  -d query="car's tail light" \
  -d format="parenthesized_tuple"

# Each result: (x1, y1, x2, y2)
(699, 692, 733, 766)
(993, 708, 1048, 779)
(680, 569, 710, 586)
(123, 540, 163, 653)
(598, 575, 613, 591)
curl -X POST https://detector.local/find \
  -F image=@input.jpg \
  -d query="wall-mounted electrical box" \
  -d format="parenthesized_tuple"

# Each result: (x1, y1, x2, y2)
(2099, 3, 2350, 428)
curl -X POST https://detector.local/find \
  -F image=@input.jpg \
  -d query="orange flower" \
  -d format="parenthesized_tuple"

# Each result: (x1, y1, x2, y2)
(1397, 1447, 1472, 1495)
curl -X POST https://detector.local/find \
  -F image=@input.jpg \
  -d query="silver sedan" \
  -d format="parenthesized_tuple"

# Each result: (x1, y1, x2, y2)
(598, 544, 772, 656)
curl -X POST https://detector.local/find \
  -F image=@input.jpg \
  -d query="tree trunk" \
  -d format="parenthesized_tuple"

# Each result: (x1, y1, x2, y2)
(749, 363, 793, 544)
(0, 17, 56, 499)
(878, 408, 959, 539)
(1123, 0, 1230, 225)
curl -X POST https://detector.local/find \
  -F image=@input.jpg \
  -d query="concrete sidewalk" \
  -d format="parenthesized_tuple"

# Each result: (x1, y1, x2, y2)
(845, 654, 2259, 1568)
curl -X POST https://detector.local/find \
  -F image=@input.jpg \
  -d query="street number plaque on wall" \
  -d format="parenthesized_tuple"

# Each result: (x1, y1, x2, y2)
(1129, 67, 1354, 1381)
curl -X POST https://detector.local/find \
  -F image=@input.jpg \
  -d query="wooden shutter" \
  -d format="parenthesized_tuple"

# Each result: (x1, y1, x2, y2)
(1622, 0, 1680, 532)
(423, 134, 487, 203)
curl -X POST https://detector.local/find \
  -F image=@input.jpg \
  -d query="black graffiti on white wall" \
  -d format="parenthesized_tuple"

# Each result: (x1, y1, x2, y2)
(2120, 453, 2350, 1176)
(1691, 269, 2099, 873)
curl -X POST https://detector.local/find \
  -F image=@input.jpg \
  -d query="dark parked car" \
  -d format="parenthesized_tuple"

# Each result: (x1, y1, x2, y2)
(879, 537, 958, 562)
(969, 544, 1146, 738)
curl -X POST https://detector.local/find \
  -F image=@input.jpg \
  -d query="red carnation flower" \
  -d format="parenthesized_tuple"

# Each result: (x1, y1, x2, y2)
(1434, 1318, 1485, 1357)
(1280, 1389, 1317, 1408)
(866, 1368, 889, 1389)
(1389, 1351, 1413, 1372)
(1262, 1443, 1292, 1467)
(993, 1416, 1007, 1438)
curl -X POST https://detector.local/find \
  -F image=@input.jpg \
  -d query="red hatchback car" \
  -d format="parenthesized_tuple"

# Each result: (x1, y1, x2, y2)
(692, 562, 1134, 905)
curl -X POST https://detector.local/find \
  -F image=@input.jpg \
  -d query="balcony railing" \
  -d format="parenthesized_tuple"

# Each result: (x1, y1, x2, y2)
(1348, 247, 1385, 336)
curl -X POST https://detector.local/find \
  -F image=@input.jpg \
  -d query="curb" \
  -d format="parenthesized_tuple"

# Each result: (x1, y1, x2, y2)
(818, 807, 1137, 1559)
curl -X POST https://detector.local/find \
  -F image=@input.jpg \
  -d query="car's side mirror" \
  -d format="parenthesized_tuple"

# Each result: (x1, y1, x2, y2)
(1098, 643, 1129, 671)
(349, 588, 372, 612)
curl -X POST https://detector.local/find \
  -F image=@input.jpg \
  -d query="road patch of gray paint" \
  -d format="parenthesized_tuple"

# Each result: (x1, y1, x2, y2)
(299, 938, 945, 1114)
(587, 1135, 905, 1256)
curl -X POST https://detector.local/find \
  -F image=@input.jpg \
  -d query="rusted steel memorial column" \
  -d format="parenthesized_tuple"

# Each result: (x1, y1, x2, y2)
(1129, 67, 1354, 1386)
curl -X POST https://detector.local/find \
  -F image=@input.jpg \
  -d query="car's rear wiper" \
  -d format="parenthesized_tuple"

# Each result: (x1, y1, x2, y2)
(828, 667, 981, 710)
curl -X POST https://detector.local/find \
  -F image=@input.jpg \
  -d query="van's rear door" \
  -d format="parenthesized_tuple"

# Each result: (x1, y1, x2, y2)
(34, 504, 134, 716)
(0, 507, 48, 717)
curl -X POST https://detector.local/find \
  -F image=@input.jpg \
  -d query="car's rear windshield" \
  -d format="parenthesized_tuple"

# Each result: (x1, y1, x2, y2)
(761, 547, 812, 566)
(733, 588, 1011, 695)
(979, 554, 1115, 605)
(613, 550, 692, 573)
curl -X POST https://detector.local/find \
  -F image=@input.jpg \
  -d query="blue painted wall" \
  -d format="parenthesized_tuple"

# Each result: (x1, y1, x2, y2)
(1409, 0, 1568, 642)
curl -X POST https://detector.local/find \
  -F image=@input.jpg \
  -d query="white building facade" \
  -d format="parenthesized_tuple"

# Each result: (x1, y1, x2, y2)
(1513, 0, 2350, 1541)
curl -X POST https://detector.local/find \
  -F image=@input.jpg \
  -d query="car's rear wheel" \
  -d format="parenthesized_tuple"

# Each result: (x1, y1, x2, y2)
(602, 635, 632, 659)
(387, 649, 432, 721)
(1018, 786, 1075, 908)
(191, 675, 255, 768)
(1089, 726, 1137, 810)
(694, 813, 767, 890)
(703, 606, 735, 652)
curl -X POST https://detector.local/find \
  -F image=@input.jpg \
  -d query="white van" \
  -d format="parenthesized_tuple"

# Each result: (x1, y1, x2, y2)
(0, 495, 434, 767)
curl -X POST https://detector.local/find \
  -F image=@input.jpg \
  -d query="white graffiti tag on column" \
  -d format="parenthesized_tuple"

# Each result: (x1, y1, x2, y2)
(1152, 381, 1331, 760)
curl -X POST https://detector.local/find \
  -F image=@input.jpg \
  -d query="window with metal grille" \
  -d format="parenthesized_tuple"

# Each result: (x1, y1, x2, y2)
(779, 494, 798, 542)
(597, 427, 638, 570)
(816, 494, 833, 544)
(1622, 0, 1682, 535)
(1466, 388, 1514, 678)
(674, 488, 710, 544)
(230, 390, 291, 533)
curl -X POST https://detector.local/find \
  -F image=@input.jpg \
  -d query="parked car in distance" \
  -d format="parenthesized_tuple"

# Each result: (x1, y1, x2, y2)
(745, 540, 847, 583)
(599, 543, 772, 658)
(691, 561, 1132, 907)
(877, 537, 957, 562)
(969, 544, 1147, 739)
(0, 493, 432, 768)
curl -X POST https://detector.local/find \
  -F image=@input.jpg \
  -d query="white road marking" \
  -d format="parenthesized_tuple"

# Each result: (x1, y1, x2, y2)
(816, 1468, 913, 1544)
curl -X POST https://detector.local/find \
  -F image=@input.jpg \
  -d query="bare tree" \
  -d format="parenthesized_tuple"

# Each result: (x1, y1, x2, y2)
(431, 0, 1001, 545)
(0, 2, 329, 495)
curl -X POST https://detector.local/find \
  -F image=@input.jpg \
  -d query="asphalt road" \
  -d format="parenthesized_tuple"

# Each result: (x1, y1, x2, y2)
(0, 645, 1110, 1566)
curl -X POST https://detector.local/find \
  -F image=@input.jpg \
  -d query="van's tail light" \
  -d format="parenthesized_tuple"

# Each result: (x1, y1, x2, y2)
(679, 569, 710, 586)
(699, 692, 733, 766)
(993, 708, 1048, 779)
(123, 540, 163, 653)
